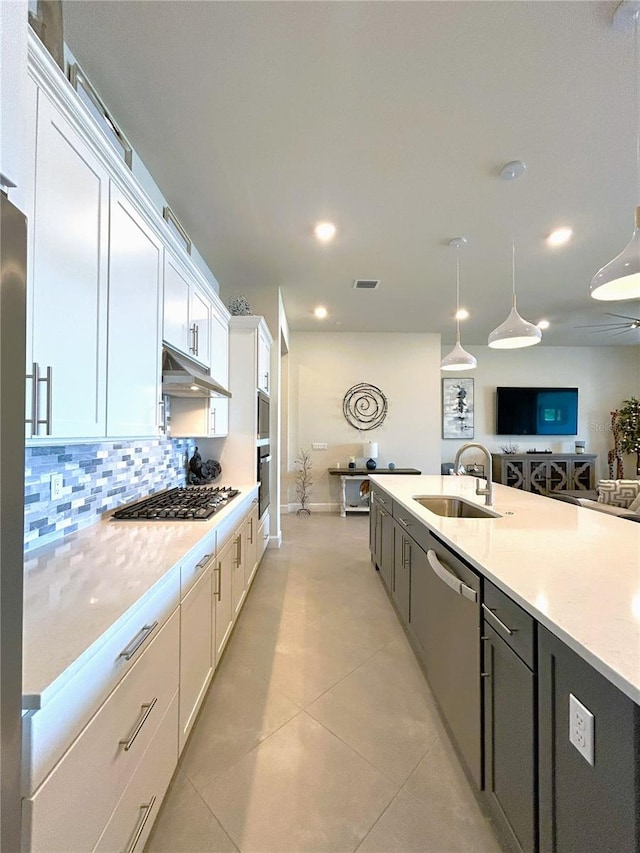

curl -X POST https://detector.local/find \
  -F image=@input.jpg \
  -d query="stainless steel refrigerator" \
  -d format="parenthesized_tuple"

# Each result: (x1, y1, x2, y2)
(0, 182, 26, 852)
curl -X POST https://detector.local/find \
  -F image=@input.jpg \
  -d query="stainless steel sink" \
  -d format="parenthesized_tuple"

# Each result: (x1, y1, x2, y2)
(413, 496, 500, 519)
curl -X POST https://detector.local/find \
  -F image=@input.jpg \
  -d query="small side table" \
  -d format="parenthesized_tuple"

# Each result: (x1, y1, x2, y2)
(328, 468, 421, 517)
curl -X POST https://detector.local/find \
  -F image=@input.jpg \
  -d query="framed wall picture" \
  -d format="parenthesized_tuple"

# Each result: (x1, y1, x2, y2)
(442, 377, 474, 439)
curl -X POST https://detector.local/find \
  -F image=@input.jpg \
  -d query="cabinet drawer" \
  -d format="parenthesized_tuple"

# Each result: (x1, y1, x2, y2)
(180, 530, 216, 597)
(483, 580, 534, 668)
(94, 691, 179, 852)
(23, 566, 180, 794)
(258, 512, 270, 561)
(23, 609, 179, 853)
(372, 488, 393, 514)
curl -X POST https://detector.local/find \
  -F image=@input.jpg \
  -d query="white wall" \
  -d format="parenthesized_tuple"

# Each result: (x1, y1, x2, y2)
(288, 332, 442, 511)
(439, 344, 640, 480)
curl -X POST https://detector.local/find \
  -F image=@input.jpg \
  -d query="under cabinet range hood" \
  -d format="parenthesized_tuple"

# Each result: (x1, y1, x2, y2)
(162, 344, 232, 398)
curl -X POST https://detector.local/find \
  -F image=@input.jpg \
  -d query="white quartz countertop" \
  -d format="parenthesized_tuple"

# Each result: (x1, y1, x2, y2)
(22, 483, 259, 709)
(369, 474, 640, 705)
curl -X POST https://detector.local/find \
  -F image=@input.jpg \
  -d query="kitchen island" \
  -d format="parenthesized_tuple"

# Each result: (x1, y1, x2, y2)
(368, 474, 640, 853)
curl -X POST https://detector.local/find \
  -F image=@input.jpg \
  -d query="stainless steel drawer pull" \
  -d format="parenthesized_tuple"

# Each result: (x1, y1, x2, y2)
(426, 549, 477, 603)
(195, 552, 214, 571)
(123, 795, 156, 853)
(118, 621, 158, 661)
(482, 603, 516, 636)
(397, 516, 411, 528)
(119, 697, 157, 751)
(42, 365, 52, 435)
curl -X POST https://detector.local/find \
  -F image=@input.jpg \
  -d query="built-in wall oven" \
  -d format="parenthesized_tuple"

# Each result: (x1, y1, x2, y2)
(257, 390, 270, 439)
(257, 444, 271, 517)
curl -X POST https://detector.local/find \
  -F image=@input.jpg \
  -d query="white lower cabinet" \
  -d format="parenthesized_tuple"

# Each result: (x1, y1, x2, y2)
(214, 532, 235, 663)
(178, 565, 214, 753)
(93, 692, 179, 853)
(244, 502, 259, 588)
(22, 609, 179, 853)
(258, 510, 270, 563)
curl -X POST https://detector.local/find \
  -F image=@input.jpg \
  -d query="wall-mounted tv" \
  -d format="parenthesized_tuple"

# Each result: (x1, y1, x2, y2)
(496, 387, 578, 436)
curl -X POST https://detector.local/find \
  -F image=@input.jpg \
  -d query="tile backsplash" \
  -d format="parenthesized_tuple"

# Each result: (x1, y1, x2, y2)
(24, 438, 194, 553)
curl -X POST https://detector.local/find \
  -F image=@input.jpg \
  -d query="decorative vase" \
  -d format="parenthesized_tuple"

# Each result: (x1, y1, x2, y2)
(388, 462, 396, 470)
(366, 458, 377, 471)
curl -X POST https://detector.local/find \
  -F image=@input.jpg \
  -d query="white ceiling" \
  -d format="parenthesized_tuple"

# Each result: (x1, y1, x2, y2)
(61, 0, 640, 346)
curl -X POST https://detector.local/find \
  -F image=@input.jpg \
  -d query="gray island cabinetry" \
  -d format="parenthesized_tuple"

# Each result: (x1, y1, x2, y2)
(368, 477, 640, 853)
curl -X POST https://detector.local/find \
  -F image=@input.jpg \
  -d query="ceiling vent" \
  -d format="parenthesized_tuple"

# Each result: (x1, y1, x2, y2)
(353, 279, 380, 289)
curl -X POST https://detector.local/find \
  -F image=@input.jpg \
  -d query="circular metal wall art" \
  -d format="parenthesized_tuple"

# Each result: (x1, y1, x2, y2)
(343, 383, 388, 431)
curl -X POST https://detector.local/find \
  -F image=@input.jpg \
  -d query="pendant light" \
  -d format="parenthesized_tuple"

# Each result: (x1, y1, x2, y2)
(590, 4, 640, 301)
(441, 237, 477, 371)
(488, 161, 542, 349)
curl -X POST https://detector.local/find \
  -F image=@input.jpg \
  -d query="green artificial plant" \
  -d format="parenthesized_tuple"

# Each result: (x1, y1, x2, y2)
(617, 397, 640, 475)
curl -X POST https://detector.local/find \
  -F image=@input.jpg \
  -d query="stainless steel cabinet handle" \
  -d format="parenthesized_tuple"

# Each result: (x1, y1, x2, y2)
(119, 697, 157, 751)
(123, 795, 156, 853)
(158, 398, 166, 433)
(214, 563, 221, 600)
(211, 406, 216, 434)
(195, 552, 214, 573)
(378, 496, 388, 505)
(426, 549, 477, 603)
(42, 366, 52, 434)
(403, 536, 411, 569)
(264, 372, 269, 392)
(482, 603, 516, 636)
(195, 323, 199, 355)
(398, 516, 411, 528)
(261, 455, 272, 463)
(118, 621, 158, 661)
(25, 362, 38, 435)
(189, 323, 197, 354)
(249, 518, 254, 544)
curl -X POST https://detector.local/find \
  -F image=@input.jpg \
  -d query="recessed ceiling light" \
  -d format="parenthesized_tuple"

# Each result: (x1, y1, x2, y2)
(547, 227, 573, 247)
(314, 306, 328, 319)
(455, 308, 469, 320)
(537, 319, 550, 330)
(314, 221, 336, 242)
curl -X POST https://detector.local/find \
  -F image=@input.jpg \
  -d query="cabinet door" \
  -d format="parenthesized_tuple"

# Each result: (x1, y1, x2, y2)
(393, 527, 411, 623)
(30, 93, 109, 437)
(210, 305, 229, 387)
(163, 253, 190, 355)
(190, 286, 210, 368)
(179, 567, 214, 753)
(214, 535, 234, 663)
(231, 526, 245, 617)
(244, 502, 259, 588)
(571, 457, 595, 491)
(107, 186, 162, 436)
(210, 397, 229, 437)
(257, 326, 270, 394)
(379, 509, 395, 592)
(483, 626, 536, 853)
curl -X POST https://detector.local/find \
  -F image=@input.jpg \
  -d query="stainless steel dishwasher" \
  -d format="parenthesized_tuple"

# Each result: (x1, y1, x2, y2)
(410, 530, 482, 788)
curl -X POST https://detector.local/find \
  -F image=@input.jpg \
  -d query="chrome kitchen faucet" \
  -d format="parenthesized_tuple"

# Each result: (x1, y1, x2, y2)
(453, 443, 494, 507)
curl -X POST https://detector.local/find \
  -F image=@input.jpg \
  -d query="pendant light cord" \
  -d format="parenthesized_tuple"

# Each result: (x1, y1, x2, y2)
(633, 11, 640, 205)
(455, 249, 461, 343)
(511, 238, 517, 309)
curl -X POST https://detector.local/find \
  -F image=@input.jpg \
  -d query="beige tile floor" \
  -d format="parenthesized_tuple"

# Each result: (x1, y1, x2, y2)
(145, 513, 502, 853)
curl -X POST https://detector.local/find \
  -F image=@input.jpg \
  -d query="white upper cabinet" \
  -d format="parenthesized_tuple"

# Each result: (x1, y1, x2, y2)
(0, 0, 28, 198)
(163, 252, 215, 369)
(28, 91, 109, 438)
(210, 303, 229, 388)
(190, 286, 211, 368)
(257, 324, 271, 395)
(106, 186, 162, 436)
(163, 253, 191, 357)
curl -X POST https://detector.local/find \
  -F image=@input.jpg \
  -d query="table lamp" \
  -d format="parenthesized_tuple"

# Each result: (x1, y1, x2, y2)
(364, 441, 378, 471)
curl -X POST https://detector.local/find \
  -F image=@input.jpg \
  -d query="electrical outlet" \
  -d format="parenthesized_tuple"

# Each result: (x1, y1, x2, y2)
(50, 473, 63, 501)
(569, 693, 594, 765)
(312, 442, 328, 450)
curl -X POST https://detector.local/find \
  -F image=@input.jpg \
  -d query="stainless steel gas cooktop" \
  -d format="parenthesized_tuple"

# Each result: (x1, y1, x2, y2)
(112, 486, 240, 521)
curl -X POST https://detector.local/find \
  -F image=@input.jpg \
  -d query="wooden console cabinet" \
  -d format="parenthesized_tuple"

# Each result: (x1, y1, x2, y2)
(492, 453, 596, 495)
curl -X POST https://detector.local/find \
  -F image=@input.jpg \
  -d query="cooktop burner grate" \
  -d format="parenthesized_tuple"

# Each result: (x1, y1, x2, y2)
(112, 486, 240, 521)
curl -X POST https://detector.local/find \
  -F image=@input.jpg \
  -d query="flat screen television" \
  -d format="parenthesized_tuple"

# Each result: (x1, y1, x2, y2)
(496, 387, 578, 436)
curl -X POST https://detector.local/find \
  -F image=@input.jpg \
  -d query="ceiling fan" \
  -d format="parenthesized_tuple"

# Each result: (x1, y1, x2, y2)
(575, 313, 640, 337)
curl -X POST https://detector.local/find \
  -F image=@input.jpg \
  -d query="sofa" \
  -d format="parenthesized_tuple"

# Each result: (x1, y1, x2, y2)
(573, 479, 640, 520)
